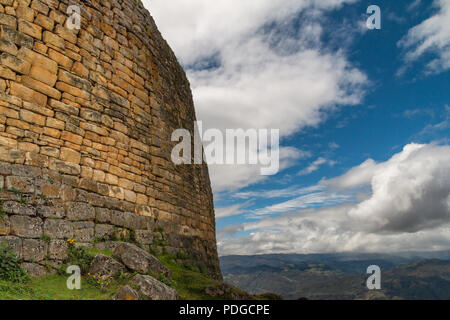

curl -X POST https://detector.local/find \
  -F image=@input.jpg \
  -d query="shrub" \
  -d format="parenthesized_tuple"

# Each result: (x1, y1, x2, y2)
(0, 243, 29, 283)
(64, 240, 94, 275)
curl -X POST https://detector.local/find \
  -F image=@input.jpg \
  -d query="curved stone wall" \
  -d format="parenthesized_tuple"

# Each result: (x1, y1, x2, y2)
(0, 0, 220, 278)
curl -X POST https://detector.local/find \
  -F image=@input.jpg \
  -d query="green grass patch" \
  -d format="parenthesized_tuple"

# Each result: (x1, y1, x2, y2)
(155, 254, 233, 300)
(0, 243, 269, 300)
(0, 275, 124, 300)
(86, 248, 113, 258)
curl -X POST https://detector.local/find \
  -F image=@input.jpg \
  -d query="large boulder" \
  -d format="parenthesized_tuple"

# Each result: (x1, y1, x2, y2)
(113, 242, 171, 277)
(89, 254, 126, 280)
(115, 285, 140, 300)
(131, 275, 178, 300)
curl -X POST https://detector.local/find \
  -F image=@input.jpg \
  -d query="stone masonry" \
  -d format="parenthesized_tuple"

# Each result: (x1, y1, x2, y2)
(0, 0, 221, 279)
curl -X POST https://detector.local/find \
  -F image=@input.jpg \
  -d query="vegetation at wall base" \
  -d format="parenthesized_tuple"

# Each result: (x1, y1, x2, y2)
(0, 244, 277, 300)
(0, 244, 29, 283)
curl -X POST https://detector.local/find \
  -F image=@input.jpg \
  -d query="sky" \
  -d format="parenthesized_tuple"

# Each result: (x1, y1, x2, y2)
(144, 0, 450, 256)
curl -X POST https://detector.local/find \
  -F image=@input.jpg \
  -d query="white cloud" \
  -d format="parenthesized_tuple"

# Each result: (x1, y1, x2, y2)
(298, 157, 334, 176)
(250, 191, 354, 217)
(323, 158, 378, 189)
(209, 146, 303, 192)
(348, 144, 450, 233)
(145, 0, 367, 191)
(329, 142, 340, 149)
(147, 0, 358, 66)
(190, 41, 367, 136)
(215, 201, 251, 219)
(218, 143, 450, 255)
(399, 0, 450, 73)
(323, 143, 427, 190)
(407, 0, 422, 12)
(233, 184, 325, 200)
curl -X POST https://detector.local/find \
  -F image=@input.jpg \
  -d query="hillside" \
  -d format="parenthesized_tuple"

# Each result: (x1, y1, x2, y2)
(221, 253, 450, 300)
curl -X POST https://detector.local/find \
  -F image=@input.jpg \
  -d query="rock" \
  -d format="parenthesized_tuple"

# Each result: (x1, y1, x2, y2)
(0, 216, 10, 235)
(48, 239, 68, 260)
(114, 242, 171, 277)
(94, 241, 123, 252)
(67, 202, 95, 221)
(94, 224, 114, 239)
(73, 221, 94, 242)
(2, 201, 36, 216)
(22, 239, 47, 262)
(9, 215, 42, 238)
(37, 206, 65, 219)
(43, 219, 73, 239)
(0, 235, 22, 258)
(135, 230, 153, 244)
(89, 254, 126, 280)
(21, 262, 47, 277)
(131, 275, 178, 300)
(115, 285, 139, 300)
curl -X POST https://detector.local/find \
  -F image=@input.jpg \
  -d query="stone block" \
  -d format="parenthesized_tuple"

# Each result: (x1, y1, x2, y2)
(2, 201, 36, 216)
(0, 235, 22, 258)
(67, 202, 95, 221)
(48, 239, 68, 260)
(9, 215, 42, 238)
(1, 53, 31, 74)
(22, 238, 47, 262)
(43, 219, 73, 239)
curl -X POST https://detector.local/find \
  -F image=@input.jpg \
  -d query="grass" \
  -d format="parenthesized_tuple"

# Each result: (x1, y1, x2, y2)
(0, 275, 125, 300)
(155, 254, 221, 300)
(0, 252, 237, 300)
(154, 254, 259, 300)
(86, 248, 114, 258)
(0, 246, 274, 300)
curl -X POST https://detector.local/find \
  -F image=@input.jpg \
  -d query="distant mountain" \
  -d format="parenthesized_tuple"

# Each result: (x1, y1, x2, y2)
(220, 253, 450, 300)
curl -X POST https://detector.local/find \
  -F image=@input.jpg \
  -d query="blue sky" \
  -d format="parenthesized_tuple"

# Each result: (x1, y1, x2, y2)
(147, 0, 450, 255)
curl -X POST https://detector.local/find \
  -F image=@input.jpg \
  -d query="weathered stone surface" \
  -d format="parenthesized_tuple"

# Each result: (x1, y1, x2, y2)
(0, 235, 22, 258)
(67, 202, 95, 221)
(37, 206, 65, 219)
(135, 230, 153, 245)
(2, 201, 36, 216)
(6, 175, 34, 193)
(22, 238, 47, 262)
(89, 254, 126, 280)
(48, 239, 68, 260)
(94, 224, 114, 239)
(114, 242, 171, 277)
(0, 216, 10, 235)
(131, 274, 179, 300)
(9, 215, 42, 238)
(115, 285, 139, 300)
(94, 241, 123, 253)
(43, 219, 73, 239)
(21, 262, 47, 277)
(73, 221, 94, 242)
(0, 0, 221, 279)
(1, 53, 30, 74)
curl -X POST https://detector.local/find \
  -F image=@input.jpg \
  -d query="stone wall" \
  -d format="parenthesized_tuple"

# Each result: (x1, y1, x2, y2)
(0, 0, 221, 279)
